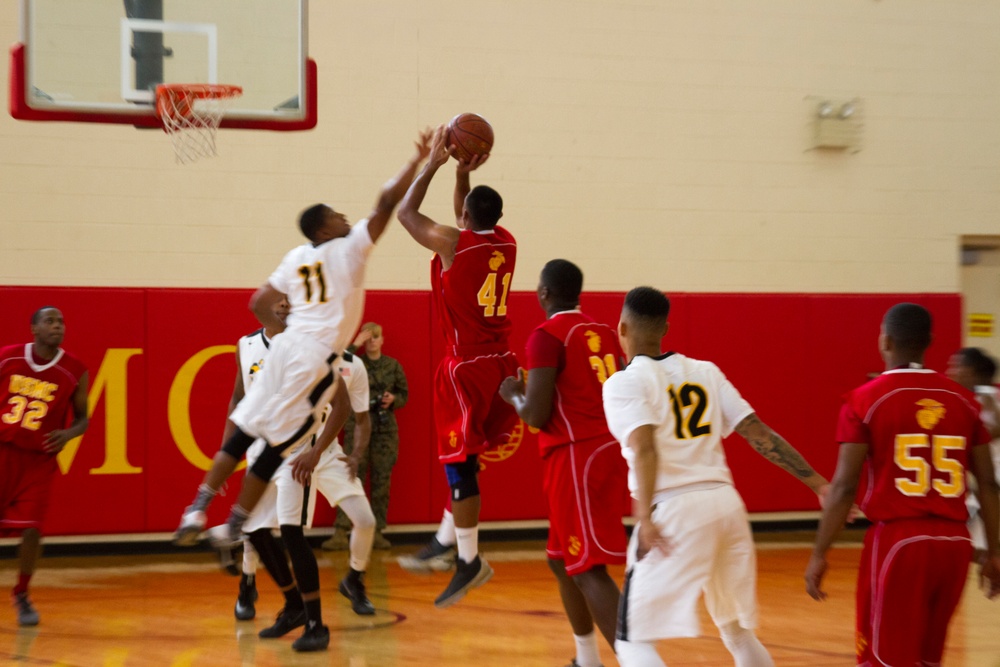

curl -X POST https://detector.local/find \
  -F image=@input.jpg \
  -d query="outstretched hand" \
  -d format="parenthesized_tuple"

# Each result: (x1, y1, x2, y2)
(414, 127, 434, 162)
(427, 124, 454, 169)
(456, 152, 489, 173)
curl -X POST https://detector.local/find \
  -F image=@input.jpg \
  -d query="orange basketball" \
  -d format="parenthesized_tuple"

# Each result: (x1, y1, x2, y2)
(447, 113, 494, 162)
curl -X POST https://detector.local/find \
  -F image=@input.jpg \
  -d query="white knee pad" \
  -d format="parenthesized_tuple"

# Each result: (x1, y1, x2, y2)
(614, 639, 666, 667)
(719, 622, 774, 667)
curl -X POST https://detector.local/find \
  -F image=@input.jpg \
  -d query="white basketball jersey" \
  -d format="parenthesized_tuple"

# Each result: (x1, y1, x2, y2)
(238, 328, 272, 390)
(315, 351, 370, 468)
(602, 352, 754, 497)
(268, 218, 375, 352)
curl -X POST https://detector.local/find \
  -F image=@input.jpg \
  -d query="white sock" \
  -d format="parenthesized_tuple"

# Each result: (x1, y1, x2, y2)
(341, 495, 375, 572)
(455, 526, 478, 564)
(242, 541, 258, 575)
(719, 622, 774, 667)
(574, 631, 601, 667)
(435, 509, 456, 547)
(614, 639, 665, 667)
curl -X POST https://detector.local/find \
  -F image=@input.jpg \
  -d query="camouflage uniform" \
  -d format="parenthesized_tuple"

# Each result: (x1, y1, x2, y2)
(336, 348, 408, 533)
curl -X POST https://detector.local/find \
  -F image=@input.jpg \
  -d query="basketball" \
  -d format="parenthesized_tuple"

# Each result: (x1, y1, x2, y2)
(447, 113, 494, 162)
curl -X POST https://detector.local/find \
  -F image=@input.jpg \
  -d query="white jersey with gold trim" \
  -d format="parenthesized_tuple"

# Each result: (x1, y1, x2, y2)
(268, 218, 374, 352)
(238, 328, 271, 391)
(602, 352, 754, 497)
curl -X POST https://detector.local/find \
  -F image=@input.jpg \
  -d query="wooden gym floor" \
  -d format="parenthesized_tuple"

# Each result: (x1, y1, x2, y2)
(1, 536, 998, 666)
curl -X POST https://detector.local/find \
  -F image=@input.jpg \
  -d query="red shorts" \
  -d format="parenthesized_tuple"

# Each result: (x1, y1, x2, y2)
(544, 436, 628, 575)
(0, 443, 58, 536)
(856, 518, 972, 666)
(433, 351, 519, 464)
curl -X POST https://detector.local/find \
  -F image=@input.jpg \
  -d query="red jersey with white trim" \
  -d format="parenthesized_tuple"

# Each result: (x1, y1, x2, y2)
(836, 367, 990, 523)
(431, 226, 516, 348)
(526, 311, 623, 456)
(0, 344, 87, 452)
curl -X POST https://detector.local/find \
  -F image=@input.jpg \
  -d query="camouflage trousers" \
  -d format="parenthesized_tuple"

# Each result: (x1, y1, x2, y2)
(335, 431, 399, 531)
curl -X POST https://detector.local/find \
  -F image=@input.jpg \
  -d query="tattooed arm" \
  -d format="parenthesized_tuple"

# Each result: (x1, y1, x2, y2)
(734, 413, 828, 493)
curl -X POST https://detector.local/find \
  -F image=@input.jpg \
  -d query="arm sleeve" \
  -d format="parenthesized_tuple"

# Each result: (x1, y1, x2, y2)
(525, 329, 562, 370)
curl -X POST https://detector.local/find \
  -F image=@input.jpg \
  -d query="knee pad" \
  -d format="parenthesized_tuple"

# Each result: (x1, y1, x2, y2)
(221, 429, 256, 459)
(249, 444, 285, 481)
(445, 457, 480, 501)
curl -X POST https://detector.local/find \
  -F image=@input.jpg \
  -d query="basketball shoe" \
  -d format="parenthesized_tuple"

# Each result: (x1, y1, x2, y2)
(433, 555, 493, 608)
(234, 573, 257, 620)
(12, 592, 39, 627)
(338, 571, 375, 616)
(173, 507, 206, 547)
(292, 623, 330, 652)
(258, 605, 306, 638)
(397, 536, 457, 573)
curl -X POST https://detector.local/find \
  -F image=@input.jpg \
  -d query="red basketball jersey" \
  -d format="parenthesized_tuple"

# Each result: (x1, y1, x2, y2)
(431, 226, 517, 348)
(0, 344, 87, 452)
(526, 311, 623, 456)
(836, 367, 990, 523)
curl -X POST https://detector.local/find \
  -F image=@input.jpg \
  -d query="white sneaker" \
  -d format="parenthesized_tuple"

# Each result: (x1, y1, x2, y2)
(173, 508, 206, 547)
(208, 522, 242, 549)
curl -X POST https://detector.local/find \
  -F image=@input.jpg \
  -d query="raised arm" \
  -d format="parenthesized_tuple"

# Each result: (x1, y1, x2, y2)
(734, 413, 828, 493)
(364, 129, 432, 243)
(398, 125, 462, 259)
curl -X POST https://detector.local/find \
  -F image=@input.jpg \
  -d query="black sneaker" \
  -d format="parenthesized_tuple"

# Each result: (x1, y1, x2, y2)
(258, 606, 306, 638)
(338, 573, 375, 616)
(12, 592, 39, 627)
(291, 623, 330, 652)
(234, 574, 258, 620)
(433, 555, 494, 608)
(397, 536, 457, 573)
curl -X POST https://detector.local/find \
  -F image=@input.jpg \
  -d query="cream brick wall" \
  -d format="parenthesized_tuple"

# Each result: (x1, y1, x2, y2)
(2, 1, 999, 292)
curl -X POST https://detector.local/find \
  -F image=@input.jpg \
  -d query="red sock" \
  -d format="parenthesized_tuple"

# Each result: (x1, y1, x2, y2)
(13, 573, 31, 596)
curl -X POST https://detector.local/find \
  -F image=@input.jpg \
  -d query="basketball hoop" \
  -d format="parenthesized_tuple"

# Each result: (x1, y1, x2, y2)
(155, 84, 243, 164)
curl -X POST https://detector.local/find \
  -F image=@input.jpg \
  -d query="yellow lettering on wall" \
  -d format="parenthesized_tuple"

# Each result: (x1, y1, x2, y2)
(168, 345, 244, 472)
(58, 348, 144, 475)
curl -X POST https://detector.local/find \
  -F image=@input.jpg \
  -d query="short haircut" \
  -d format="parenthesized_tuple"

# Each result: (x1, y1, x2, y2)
(623, 287, 671, 327)
(954, 347, 998, 384)
(31, 306, 58, 325)
(298, 203, 328, 242)
(360, 321, 383, 338)
(883, 303, 932, 354)
(540, 259, 583, 303)
(465, 186, 503, 228)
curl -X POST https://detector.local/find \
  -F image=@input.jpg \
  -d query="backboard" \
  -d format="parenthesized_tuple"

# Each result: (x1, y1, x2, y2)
(9, 0, 315, 131)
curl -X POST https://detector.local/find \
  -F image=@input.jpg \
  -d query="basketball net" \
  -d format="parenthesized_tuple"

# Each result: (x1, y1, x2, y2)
(155, 84, 243, 164)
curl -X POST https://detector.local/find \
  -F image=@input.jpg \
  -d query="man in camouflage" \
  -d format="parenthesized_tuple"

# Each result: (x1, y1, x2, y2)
(323, 322, 408, 550)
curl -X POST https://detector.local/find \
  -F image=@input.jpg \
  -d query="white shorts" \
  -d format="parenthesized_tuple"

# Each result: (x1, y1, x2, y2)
(230, 330, 340, 448)
(303, 444, 366, 529)
(618, 484, 758, 642)
(242, 441, 309, 533)
(242, 441, 365, 532)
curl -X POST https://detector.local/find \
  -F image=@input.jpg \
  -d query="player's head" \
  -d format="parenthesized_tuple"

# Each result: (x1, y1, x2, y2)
(359, 321, 384, 354)
(879, 302, 932, 364)
(538, 259, 583, 311)
(299, 203, 350, 243)
(273, 297, 291, 325)
(618, 287, 670, 360)
(30, 306, 65, 348)
(461, 186, 503, 231)
(947, 347, 997, 389)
